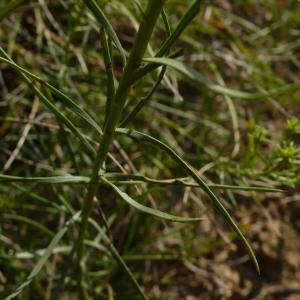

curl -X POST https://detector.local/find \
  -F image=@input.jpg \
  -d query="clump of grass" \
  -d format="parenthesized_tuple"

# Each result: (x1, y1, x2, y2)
(0, 0, 299, 299)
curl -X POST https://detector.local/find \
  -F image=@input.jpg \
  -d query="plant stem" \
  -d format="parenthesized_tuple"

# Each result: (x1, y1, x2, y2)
(132, 0, 201, 83)
(97, 0, 167, 163)
(76, 0, 166, 298)
(100, 28, 115, 128)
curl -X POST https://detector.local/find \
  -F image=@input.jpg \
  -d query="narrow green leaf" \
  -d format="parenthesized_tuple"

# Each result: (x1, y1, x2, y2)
(116, 128, 260, 273)
(161, 8, 172, 37)
(143, 57, 297, 100)
(103, 173, 283, 193)
(0, 173, 282, 193)
(121, 66, 166, 126)
(0, 52, 102, 135)
(0, 174, 89, 184)
(83, 0, 126, 65)
(4, 212, 81, 300)
(102, 177, 203, 223)
(156, 0, 201, 57)
(0, 50, 96, 156)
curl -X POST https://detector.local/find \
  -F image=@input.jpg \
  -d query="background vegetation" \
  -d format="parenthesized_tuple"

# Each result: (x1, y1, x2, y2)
(0, 0, 300, 299)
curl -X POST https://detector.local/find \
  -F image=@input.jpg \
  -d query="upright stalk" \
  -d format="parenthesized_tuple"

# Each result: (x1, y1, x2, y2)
(97, 0, 167, 163)
(77, 0, 166, 298)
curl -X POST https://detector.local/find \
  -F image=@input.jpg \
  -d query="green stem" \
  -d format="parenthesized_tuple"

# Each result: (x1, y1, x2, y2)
(100, 28, 115, 127)
(98, 0, 167, 163)
(76, 151, 103, 299)
(76, 0, 166, 298)
(132, 0, 201, 83)
(120, 8, 172, 127)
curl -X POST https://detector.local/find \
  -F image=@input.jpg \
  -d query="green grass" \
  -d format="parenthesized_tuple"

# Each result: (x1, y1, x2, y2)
(0, 0, 299, 299)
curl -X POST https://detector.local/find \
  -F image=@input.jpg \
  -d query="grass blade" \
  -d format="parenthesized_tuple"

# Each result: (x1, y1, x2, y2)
(0, 50, 96, 156)
(121, 66, 166, 126)
(83, 0, 126, 65)
(116, 128, 260, 273)
(102, 177, 203, 223)
(156, 0, 201, 57)
(0, 174, 89, 184)
(143, 57, 297, 100)
(103, 173, 283, 193)
(0, 51, 102, 135)
(0, 173, 283, 193)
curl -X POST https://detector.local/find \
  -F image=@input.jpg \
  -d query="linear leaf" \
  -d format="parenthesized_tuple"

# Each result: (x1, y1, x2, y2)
(156, 0, 201, 57)
(0, 52, 102, 135)
(143, 57, 297, 100)
(102, 177, 203, 223)
(83, 0, 126, 65)
(0, 174, 282, 193)
(103, 173, 283, 193)
(0, 50, 95, 156)
(0, 174, 89, 184)
(116, 128, 260, 273)
(121, 66, 166, 126)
